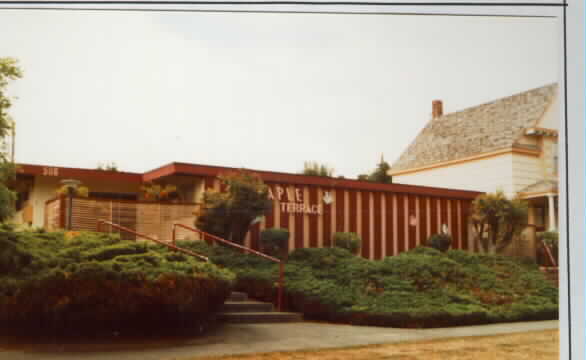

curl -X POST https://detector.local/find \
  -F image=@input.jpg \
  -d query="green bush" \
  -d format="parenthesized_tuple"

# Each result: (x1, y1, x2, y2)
(538, 231, 559, 248)
(536, 231, 558, 267)
(0, 229, 235, 336)
(426, 233, 452, 252)
(184, 242, 558, 328)
(333, 232, 361, 254)
(0, 184, 15, 223)
(259, 228, 289, 258)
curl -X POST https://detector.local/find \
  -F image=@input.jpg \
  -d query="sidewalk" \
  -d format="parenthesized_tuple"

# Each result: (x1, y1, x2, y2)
(0, 320, 558, 360)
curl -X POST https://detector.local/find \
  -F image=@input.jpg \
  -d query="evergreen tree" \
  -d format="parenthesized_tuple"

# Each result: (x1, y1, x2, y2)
(196, 171, 272, 245)
(0, 58, 22, 222)
(358, 154, 393, 184)
(301, 161, 334, 177)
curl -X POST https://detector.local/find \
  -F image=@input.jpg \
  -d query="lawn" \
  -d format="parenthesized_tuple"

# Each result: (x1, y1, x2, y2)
(195, 330, 559, 360)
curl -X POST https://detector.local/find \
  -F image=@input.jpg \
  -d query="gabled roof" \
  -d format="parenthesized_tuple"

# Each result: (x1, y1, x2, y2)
(392, 83, 558, 173)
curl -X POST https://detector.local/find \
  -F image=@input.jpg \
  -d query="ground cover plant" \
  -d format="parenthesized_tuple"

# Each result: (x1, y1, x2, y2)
(0, 225, 235, 336)
(332, 232, 361, 254)
(259, 228, 289, 259)
(179, 241, 558, 328)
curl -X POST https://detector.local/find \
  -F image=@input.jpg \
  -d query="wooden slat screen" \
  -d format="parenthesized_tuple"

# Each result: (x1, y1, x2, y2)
(67, 197, 199, 242)
(45, 198, 62, 231)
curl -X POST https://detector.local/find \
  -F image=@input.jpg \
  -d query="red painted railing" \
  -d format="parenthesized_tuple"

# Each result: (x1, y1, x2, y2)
(541, 240, 557, 267)
(97, 220, 209, 262)
(172, 223, 285, 311)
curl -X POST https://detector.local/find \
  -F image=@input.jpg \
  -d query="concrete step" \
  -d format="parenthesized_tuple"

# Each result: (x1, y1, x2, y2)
(218, 312, 303, 323)
(228, 292, 248, 301)
(221, 301, 274, 313)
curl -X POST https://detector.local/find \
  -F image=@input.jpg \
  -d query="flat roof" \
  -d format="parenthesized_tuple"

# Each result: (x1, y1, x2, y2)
(17, 163, 143, 184)
(17, 161, 483, 199)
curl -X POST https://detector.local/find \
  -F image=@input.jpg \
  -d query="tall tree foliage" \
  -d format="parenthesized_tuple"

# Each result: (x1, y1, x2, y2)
(196, 171, 272, 245)
(0, 58, 22, 222)
(301, 161, 334, 177)
(470, 191, 528, 254)
(358, 156, 392, 184)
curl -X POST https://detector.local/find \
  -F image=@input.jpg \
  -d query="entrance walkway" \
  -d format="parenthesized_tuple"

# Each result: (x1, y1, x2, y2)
(0, 320, 558, 360)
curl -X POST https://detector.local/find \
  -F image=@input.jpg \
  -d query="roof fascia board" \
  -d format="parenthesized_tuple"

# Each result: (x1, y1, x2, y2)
(16, 163, 143, 183)
(157, 162, 482, 200)
(391, 147, 540, 177)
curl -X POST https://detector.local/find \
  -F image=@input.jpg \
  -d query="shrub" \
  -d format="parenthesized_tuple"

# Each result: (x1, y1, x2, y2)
(0, 184, 15, 222)
(426, 233, 452, 252)
(470, 191, 528, 253)
(537, 231, 559, 267)
(56, 184, 89, 197)
(0, 230, 235, 336)
(538, 231, 558, 248)
(195, 171, 272, 245)
(259, 228, 289, 258)
(333, 232, 361, 254)
(186, 243, 557, 328)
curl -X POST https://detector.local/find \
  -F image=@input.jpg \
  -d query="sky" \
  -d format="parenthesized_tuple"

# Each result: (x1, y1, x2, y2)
(0, 8, 558, 178)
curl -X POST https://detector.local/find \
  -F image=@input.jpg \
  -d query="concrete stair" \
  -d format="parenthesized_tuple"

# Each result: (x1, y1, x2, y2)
(218, 292, 302, 323)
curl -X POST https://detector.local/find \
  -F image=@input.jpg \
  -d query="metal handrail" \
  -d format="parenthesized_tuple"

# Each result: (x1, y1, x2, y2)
(172, 223, 284, 311)
(97, 220, 209, 262)
(541, 240, 557, 267)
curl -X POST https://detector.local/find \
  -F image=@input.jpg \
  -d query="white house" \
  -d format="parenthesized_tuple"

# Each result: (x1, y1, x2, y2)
(390, 83, 559, 258)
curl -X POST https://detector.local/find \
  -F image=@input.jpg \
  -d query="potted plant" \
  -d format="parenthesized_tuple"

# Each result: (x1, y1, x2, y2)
(141, 183, 179, 202)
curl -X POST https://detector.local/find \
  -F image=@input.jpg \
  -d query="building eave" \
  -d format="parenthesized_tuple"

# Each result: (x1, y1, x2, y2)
(390, 146, 540, 177)
(146, 162, 483, 200)
(16, 163, 143, 184)
(16, 161, 483, 200)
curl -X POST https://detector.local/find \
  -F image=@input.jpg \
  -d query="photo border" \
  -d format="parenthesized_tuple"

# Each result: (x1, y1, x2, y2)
(0, 2, 580, 360)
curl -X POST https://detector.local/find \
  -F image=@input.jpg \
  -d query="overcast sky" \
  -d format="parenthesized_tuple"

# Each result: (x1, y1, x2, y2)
(0, 9, 558, 178)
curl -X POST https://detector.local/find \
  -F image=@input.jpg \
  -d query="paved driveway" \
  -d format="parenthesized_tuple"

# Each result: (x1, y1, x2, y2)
(0, 320, 558, 360)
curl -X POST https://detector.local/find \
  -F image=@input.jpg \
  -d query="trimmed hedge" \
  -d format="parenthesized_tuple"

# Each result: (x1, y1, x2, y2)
(332, 232, 361, 254)
(0, 228, 235, 336)
(259, 228, 290, 258)
(178, 242, 558, 328)
(426, 233, 452, 252)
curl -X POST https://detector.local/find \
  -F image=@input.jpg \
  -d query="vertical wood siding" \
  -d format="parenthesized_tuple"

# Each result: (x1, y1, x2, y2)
(323, 188, 333, 248)
(360, 191, 370, 259)
(395, 194, 405, 254)
(62, 174, 477, 258)
(384, 193, 394, 257)
(248, 183, 476, 256)
(373, 192, 382, 259)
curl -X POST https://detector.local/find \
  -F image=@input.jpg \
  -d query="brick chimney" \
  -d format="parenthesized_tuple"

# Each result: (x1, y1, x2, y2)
(432, 100, 443, 119)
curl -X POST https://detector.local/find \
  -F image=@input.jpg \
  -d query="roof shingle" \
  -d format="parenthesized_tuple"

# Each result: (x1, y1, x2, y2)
(392, 83, 558, 172)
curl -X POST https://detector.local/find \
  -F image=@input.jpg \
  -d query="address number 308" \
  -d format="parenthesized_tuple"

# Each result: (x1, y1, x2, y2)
(42, 167, 59, 176)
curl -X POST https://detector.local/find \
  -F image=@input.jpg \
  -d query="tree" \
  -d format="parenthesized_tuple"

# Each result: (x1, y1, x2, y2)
(301, 161, 334, 177)
(0, 58, 21, 140)
(0, 58, 22, 222)
(470, 191, 528, 254)
(97, 161, 119, 171)
(358, 155, 392, 184)
(196, 171, 272, 245)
